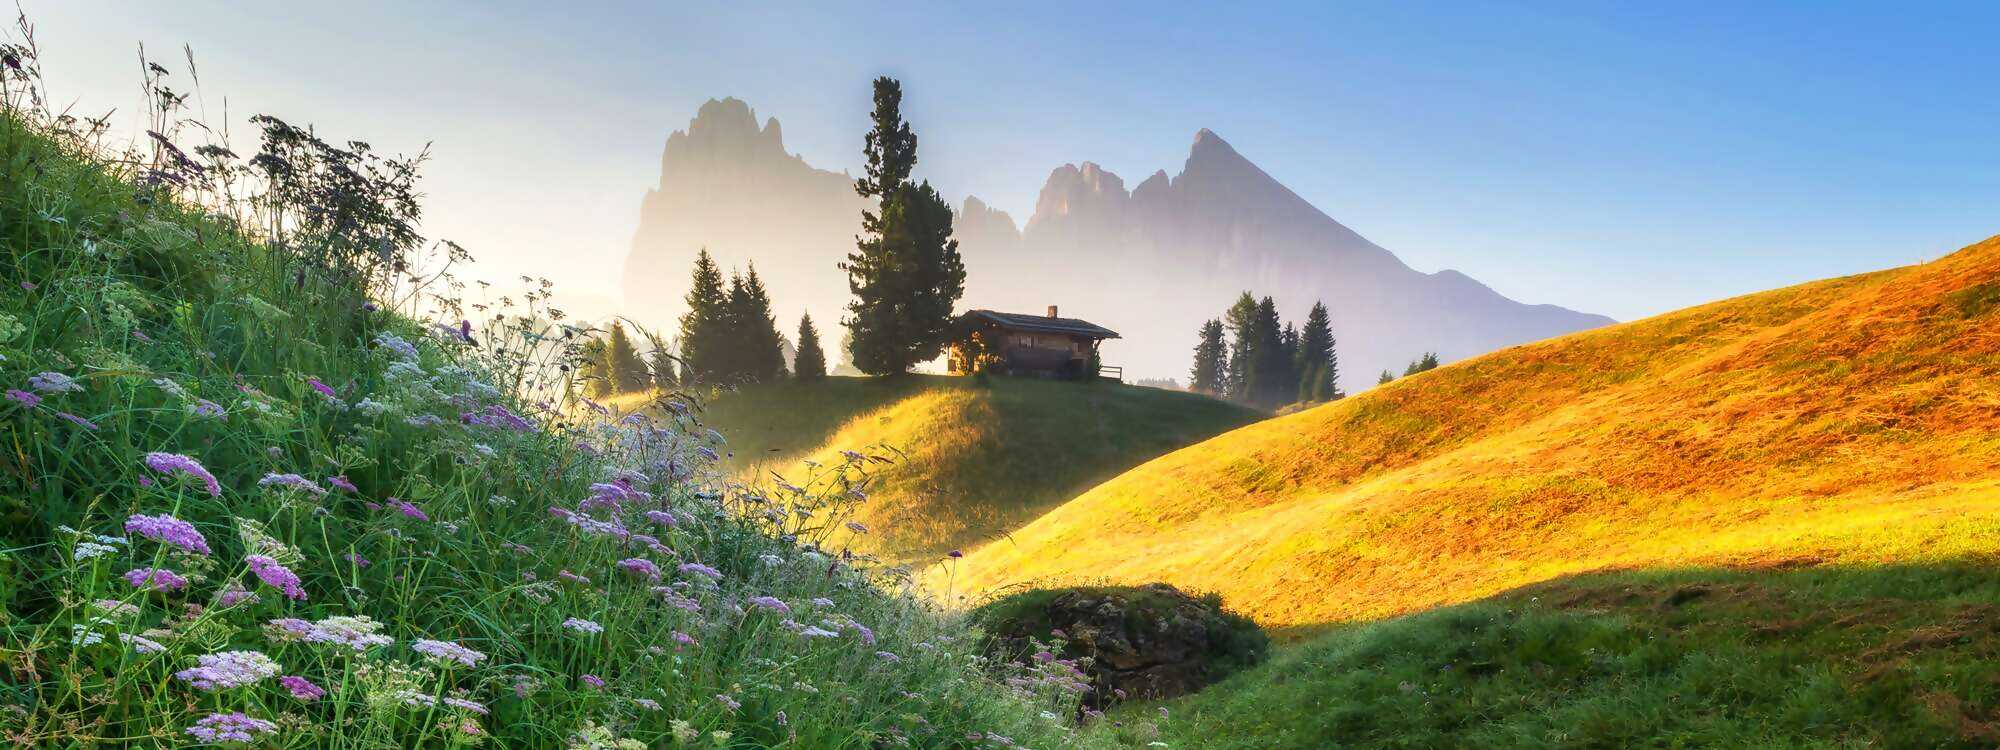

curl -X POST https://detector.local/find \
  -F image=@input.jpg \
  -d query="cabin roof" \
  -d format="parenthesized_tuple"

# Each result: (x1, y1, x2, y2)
(959, 309, 1121, 339)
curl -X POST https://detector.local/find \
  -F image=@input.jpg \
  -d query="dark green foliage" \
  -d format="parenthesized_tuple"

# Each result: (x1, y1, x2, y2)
(1403, 351, 1441, 377)
(1295, 302, 1338, 402)
(724, 264, 786, 382)
(843, 78, 965, 376)
(604, 322, 650, 393)
(1130, 563, 2000, 749)
(578, 338, 613, 398)
(793, 313, 827, 380)
(973, 584, 1269, 708)
(1377, 369, 1395, 385)
(1245, 296, 1293, 409)
(676, 248, 730, 384)
(1189, 319, 1228, 396)
(1222, 292, 1257, 400)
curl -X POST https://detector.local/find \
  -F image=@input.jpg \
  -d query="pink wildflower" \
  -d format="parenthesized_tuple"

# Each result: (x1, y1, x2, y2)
(185, 712, 278, 743)
(4, 389, 39, 407)
(124, 513, 210, 555)
(279, 675, 325, 701)
(245, 555, 306, 600)
(142, 452, 222, 497)
(124, 567, 189, 592)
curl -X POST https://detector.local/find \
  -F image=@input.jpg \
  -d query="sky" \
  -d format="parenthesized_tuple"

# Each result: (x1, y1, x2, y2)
(19, 1, 2000, 324)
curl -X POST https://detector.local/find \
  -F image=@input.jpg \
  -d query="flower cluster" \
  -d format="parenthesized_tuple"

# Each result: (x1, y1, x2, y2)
(245, 555, 307, 600)
(413, 639, 488, 668)
(185, 712, 279, 744)
(175, 650, 281, 691)
(124, 513, 211, 555)
(257, 473, 328, 496)
(124, 567, 189, 592)
(142, 452, 222, 497)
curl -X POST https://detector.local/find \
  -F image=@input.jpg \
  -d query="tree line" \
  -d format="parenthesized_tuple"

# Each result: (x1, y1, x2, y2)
(1187, 293, 1340, 410)
(582, 75, 958, 397)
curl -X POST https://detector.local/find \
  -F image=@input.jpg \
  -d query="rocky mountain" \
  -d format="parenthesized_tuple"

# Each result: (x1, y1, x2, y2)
(622, 101, 1612, 390)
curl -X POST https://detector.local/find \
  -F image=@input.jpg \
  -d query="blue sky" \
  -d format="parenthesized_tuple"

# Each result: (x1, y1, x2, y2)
(23, 1, 2000, 322)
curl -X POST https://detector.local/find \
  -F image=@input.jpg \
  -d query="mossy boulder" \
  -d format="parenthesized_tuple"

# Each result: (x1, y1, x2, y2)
(972, 582, 1268, 708)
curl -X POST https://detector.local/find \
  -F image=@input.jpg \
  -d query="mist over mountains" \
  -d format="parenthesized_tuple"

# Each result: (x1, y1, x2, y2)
(623, 98, 1612, 391)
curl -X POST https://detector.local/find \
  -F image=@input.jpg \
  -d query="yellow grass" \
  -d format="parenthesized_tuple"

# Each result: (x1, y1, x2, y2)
(668, 376, 1261, 561)
(938, 235, 2000, 627)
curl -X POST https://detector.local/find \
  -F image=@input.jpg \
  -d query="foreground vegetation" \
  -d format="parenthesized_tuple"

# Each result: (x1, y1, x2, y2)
(0, 36, 1097, 748)
(672, 375, 1260, 562)
(1110, 560, 2000, 748)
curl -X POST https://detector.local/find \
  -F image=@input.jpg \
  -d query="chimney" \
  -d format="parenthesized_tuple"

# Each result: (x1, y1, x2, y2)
(1047, 305, 1059, 318)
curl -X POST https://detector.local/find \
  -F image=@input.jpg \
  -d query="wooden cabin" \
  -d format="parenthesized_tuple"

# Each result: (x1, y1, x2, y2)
(948, 306, 1122, 380)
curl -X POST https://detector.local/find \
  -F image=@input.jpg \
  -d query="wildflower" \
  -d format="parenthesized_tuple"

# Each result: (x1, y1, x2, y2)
(304, 615, 393, 650)
(714, 694, 741, 712)
(91, 599, 140, 619)
(392, 499, 428, 521)
(306, 377, 338, 399)
(215, 582, 261, 608)
(258, 473, 328, 496)
(125, 567, 189, 592)
(759, 554, 784, 566)
(948, 550, 964, 559)
(671, 720, 699, 744)
(55, 411, 98, 430)
(344, 553, 371, 567)
(265, 618, 314, 643)
(442, 696, 489, 714)
(616, 557, 661, 581)
(580, 674, 605, 689)
(810, 597, 835, 607)
(121, 632, 166, 653)
(71, 624, 105, 646)
(374, 332, 419, 360)
(404, 414, 445, 427)
(245, 555, 306, 600)
(279, 675, 325, 701)
(73, 541, 117, 561)
(632, 698, 661, 711)
(185, 712, 278, 744)
(747, 596, 791, 615)
(678, 562, 723, 581)
(327, 475, 357, 493)
(125, 513, 211, 555)
(846, 521, 869, 534)
(562, 617, 603, 635)
(175, 650, 280, 690)
(5, 389, 39, 407)
(412, 639, 487, 668)
(28, 371, 81, 393)
(643, 510, 677, 528)
(799, 626, 840, 639)
(672, 630, 698, 646)
(189, 398, 227, 419)
(142, 452, 222, 497)
(557, 569, 592, 585)
(876, 651, 902, 663)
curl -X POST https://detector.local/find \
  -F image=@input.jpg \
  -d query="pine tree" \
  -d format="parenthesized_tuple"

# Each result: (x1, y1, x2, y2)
(1188, 319, 1228, 395)
(578, 338, 613, 398)
(1221, 292, 1258, 401)
(1402, 352, 1440, 377)
(843, 77, 966, 376)
(1296, 301, 1337, 402)
(724, 264, 786, 382)
(1247, 296, 1292, 409)
(677, 249, 729, 384)
(605, 323, 649, 393)
(793, 313, 827, 380)
(1378, 370, 1395, 385)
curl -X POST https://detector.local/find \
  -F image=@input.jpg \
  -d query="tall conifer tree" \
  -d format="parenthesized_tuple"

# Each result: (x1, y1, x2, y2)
(1296, 301, 1337, 402)
(677, 249, 729, 384)
(1222, 292, 1258, 401)
(1189, 319, 1228, 396)
(842, 77, 965, 375)
(794, 313, 827, 380)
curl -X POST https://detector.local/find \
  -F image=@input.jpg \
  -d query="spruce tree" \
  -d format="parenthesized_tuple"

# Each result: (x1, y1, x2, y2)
(725, 263, 786, 382)
(793, 313, 827, 380)
(1221, 292, 1258, 401)
(677, 249, 729, 384)
(1296, 301, 1337, 402)
(843, 77, 966, 375)
(605, 323, 649, 393)
(1378, 370, 1395, 385)
(578, 338, 613, 398)
(1189, 319, 1228, 396)
(1247, 296, 1291, 409)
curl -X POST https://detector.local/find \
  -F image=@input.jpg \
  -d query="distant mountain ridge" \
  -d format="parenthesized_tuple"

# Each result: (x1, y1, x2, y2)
(623, 99, 1612, 390)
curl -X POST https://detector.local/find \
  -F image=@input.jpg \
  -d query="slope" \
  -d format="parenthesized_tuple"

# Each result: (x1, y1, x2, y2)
(699, 376, 1263, 561)
(940, 235, 2000, 626)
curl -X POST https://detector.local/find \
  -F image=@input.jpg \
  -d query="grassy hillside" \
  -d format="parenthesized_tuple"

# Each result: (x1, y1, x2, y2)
(941, 235, 2000, 626)
(0, 52, 1101, 747)
(688, 376, 1262, 560)
(1108, 560, 2000, 748)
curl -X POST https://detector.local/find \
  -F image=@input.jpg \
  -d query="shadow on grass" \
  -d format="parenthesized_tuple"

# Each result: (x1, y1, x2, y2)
(1103, 557, 2000, 749)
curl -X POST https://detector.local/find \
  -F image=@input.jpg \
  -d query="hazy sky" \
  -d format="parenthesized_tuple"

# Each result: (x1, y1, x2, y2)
(22, 1, 2000, 324)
